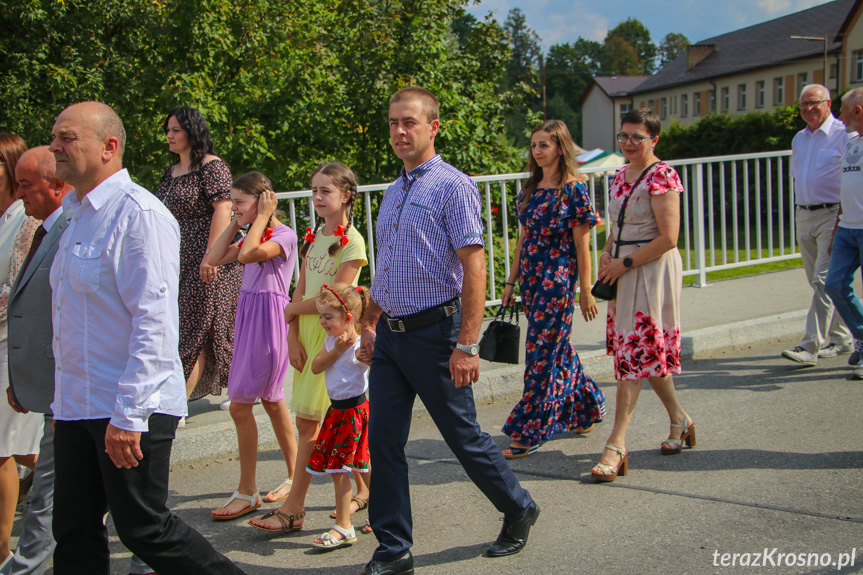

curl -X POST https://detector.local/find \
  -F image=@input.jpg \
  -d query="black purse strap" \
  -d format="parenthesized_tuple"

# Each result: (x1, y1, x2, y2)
(496, 303, 520, 324)
(613, 161, 659, 259)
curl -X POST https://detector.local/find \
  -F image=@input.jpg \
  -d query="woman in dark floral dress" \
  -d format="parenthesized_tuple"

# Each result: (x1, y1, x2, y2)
(500, 120, 605, 459)
(155, 107, 242, 401)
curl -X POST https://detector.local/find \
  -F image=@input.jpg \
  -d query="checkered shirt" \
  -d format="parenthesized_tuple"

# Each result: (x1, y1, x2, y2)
(370, 155, 484, 318)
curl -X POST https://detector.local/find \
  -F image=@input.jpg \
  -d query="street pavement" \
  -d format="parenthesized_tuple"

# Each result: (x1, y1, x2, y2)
(13, 267, 863, 574)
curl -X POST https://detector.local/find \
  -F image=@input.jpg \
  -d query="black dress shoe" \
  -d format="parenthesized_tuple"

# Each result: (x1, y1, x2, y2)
(486, 501, 540, 557)
(357, 551, 414, 574)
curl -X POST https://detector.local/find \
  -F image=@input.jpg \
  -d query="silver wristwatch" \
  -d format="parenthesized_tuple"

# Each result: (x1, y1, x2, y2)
(456, 342, 480, 356)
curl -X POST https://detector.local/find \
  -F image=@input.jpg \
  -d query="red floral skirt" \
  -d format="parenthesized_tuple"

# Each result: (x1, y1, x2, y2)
(307, 400, 370, 474)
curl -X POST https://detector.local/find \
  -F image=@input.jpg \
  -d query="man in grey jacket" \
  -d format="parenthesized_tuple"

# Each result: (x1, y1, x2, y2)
(5, 146, 72, 575)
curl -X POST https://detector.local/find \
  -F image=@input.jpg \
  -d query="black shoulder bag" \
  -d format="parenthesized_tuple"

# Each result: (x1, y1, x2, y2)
(591, 161, 659, 301)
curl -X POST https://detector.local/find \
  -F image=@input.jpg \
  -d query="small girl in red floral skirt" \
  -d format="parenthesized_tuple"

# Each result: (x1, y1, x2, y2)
(307, 282, 371, 548)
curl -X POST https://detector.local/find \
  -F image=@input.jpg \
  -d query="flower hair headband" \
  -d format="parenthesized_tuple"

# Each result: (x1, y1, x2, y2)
(321, 283, 350, 314)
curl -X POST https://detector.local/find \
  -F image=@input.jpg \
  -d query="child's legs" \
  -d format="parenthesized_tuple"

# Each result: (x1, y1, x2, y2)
(277, 416, 320, 515)
(261, 400, 297, 481)
(332, 473, 353, 530)
(352, 468, 370, 499)
(229, 401, 258, 494)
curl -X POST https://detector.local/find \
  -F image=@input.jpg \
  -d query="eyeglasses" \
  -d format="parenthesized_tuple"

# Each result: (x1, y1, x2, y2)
(799, 99, 828, 110)
(616, 133, 653, 145)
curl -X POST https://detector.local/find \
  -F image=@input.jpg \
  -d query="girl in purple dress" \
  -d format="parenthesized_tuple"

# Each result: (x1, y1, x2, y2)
(206, 171, 299, 520)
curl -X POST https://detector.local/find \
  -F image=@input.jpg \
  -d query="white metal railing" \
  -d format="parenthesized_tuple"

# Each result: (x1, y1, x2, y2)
(276, 149, 799, 306)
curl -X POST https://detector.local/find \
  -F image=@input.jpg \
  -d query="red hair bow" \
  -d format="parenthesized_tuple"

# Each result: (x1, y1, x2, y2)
(333, 224, 349, 246)
(238, 227, 274, 248)
(303, 227, 316, 243)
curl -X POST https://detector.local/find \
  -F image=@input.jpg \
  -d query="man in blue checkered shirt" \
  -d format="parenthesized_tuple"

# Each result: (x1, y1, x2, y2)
(357, 87, 539, 575)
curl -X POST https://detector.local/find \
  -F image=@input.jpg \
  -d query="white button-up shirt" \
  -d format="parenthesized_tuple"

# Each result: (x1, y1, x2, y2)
(50, 169, 186, 431)
(791, 114, 849, 205)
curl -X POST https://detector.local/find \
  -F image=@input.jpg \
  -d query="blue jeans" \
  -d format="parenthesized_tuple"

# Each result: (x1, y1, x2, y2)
(825, 226, 863, 341)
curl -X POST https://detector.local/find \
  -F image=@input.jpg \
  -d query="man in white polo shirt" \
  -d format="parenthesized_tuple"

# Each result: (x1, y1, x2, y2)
(783, 84, 853, 366)
(826, 87, 863, 379)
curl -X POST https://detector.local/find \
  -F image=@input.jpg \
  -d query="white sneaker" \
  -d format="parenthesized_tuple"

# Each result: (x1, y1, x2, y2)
(781, 346, 817, 366)
(818, 343, 853, 358)
(177, 416, 186, 428)
(853, 358, 863, 380)
(219, 399, 232, 411)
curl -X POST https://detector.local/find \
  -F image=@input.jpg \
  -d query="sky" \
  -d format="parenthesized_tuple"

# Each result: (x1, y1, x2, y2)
(465, 0, 836, 50)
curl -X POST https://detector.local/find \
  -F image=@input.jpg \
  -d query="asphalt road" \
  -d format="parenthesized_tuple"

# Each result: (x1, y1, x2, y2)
(20, 336, 863, 574)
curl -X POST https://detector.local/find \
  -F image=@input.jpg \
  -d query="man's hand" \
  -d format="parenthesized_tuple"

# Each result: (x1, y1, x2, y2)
(6, 387, 27, 414)
(358, 326, 376, 366)
(105, 424, 143, 469)
(449, 348, 480, 388)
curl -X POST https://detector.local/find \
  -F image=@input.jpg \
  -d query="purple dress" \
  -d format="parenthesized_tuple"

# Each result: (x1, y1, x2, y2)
(227, 224, 298, 403)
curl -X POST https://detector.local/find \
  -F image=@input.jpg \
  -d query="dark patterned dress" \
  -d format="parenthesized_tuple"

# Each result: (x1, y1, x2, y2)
(154, 159, 242, 399)
(502, 182, 606, 446)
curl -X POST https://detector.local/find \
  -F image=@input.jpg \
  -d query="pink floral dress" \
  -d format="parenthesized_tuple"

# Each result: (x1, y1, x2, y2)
(606, 163, 684, 381)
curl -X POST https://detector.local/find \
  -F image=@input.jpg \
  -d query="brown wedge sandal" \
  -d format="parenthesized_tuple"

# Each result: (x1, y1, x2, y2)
(661, 415, 696, 455)
(591, 444, 629, 482)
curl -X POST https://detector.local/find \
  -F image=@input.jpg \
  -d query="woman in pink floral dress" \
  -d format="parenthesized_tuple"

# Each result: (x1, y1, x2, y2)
(591, 109, 695, 482)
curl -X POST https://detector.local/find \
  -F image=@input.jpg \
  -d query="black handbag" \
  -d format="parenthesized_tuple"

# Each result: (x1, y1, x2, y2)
(591, 162, 659, 301)
(479, 304, 521, 364)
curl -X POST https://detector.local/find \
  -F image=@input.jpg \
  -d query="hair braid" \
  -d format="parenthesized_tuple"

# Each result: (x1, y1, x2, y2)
(300, 219, 325, 259)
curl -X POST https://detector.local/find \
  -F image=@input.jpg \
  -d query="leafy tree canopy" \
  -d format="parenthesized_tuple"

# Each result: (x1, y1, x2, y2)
(0, 0, 527, 193)
(658, 32, 690, 66)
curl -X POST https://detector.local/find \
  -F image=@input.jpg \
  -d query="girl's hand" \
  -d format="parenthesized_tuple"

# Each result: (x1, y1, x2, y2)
(579, 290, 598, 322)
(289, 339, 307, 372)
(200, 255, 218, 283)
(501, 283, 516, 307)
(257, 190, 278, 220)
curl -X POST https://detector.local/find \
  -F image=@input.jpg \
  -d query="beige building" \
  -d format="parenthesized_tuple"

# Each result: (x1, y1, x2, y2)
(585, 0, 863, 138)
(581, 76, 649, 150)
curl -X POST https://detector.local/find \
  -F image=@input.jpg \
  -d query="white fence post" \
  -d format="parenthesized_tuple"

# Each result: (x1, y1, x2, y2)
(693, 163, 709, 287)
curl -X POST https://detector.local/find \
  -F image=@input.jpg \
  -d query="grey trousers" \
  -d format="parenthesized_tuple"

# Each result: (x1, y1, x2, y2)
(796, 205, 852, 353)
(10, 416, 53, 575)
(9, 416, 154, 575)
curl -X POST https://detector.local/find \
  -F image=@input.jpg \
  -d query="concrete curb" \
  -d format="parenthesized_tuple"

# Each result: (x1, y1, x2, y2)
(169, 308, 807, 467)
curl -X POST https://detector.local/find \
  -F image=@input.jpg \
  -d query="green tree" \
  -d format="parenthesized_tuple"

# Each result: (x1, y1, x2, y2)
(601, 35, 643, 76)
(658, 32, 690, 66)
(0, 0, 527, 195)
(606, 18, 656, 74)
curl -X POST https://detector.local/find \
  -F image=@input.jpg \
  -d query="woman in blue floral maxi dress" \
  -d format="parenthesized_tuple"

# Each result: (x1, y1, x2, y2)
(500, 120, 606, 458)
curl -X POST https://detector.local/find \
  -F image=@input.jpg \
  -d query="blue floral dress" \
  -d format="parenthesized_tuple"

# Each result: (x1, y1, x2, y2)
(502, 182, 606, 446)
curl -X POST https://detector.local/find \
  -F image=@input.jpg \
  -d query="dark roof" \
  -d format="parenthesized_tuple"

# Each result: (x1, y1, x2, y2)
(631, 0, 855, 95)
(594, 76, 650, 97)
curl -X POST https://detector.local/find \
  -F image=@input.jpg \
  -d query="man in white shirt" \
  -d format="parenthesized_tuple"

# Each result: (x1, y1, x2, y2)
(826, 88, 863, 379)
(47, 102, 244, 575)
(783, 84, 853, 366)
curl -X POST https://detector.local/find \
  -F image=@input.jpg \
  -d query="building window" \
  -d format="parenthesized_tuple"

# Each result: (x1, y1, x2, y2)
(619, 103, 631, 120)
(648, 99, 655, 112)
(856, 50, 863, 81)
(709, 91, 716, 114)
(721, 87, 730, 112)
(774, 77, 784, 105)
(661, 97, 668, 120)
(681, 94, 689, 117)
(829, 63, 837, 80)
(737, 84, 747, 110)
(797, 72, 808, 95)
(694, 92, 701, 116)
(756, 80, 765, 108)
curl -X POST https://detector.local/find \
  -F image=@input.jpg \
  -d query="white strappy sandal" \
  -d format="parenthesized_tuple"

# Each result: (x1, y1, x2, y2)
(263, 478, 293, 503)
(210, 490, 261, 521)
(312, 524, 357, 549)
(591, 444, 629, 482)
(661, 415, 696, 455)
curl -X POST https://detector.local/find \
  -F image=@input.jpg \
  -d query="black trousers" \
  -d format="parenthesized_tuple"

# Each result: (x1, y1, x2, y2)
(368, 311, 533, 561)
(52, 414, 245, 575)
